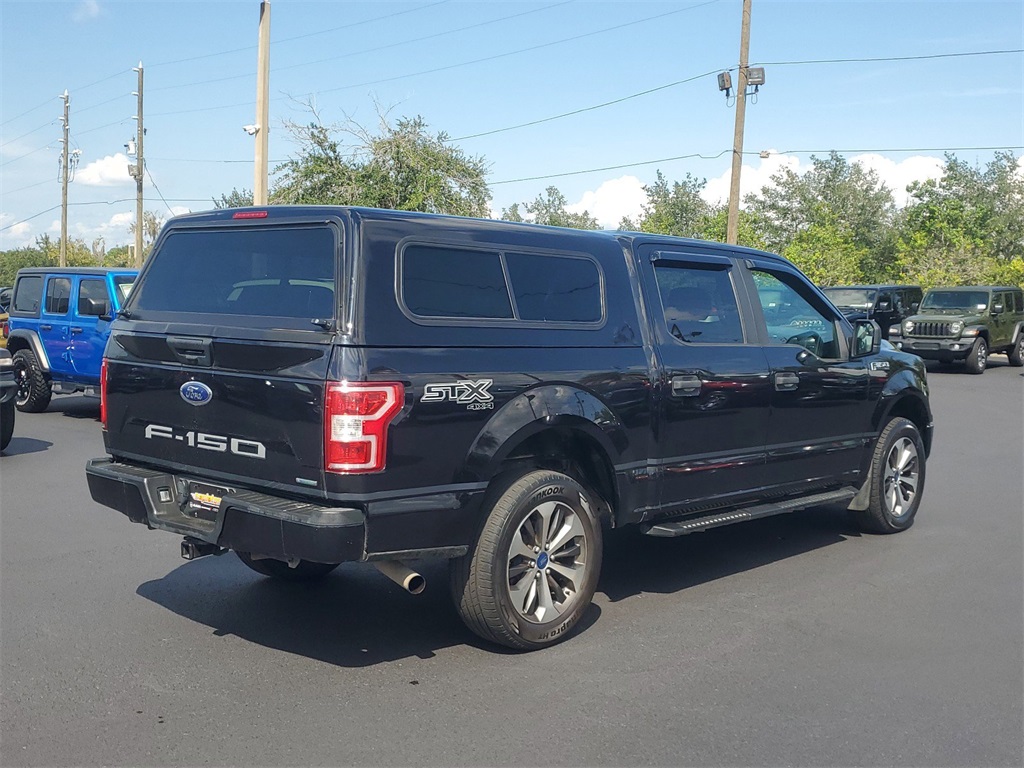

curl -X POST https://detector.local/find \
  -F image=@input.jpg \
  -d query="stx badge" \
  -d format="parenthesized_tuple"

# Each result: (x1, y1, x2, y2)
(421, 379, 495, 410)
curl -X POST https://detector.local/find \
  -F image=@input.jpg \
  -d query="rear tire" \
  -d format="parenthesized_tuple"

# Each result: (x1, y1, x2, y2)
(1008, 334, 1024, 367)
(235, 551, 339, 581)
(451, 470, 603, 651)
(0, 397, 14, 450)
(965, 337, 987, 374)
(854, 417, 926, 534)
(12, 349, 51, 412)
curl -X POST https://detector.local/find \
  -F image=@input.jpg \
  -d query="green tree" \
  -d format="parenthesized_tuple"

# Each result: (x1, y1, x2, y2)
(744, 152, 897, 279)
(621, 171, 713, 238)
(501, 187, 599, 229)
(213, 188, 254, 209)
(783, 222, 868, 286)
(272, 113, 490, 217)
(895, 152, 1024, 286)
(128, 210, 166, 259)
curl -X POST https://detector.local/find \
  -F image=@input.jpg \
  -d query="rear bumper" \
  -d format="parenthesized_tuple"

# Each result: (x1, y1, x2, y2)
(86, 458, 365, 564)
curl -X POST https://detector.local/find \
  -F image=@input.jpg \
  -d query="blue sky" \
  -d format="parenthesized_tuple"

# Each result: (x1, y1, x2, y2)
(1, 0, 1022, 249)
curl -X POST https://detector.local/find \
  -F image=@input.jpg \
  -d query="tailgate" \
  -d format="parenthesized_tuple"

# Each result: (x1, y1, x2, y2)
(105, 331, 332, 494)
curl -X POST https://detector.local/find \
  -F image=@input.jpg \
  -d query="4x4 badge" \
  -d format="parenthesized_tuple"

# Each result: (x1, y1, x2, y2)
(422, 379, 494, 410)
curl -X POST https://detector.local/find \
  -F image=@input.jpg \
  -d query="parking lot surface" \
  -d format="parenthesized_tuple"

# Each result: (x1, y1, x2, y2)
(1, 360, 1021, 766)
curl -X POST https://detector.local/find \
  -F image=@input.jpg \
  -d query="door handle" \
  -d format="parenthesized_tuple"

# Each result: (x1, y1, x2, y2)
(774, 372, 799, 391)
(71, 327, 83, 334)
(40, 324, 52, 331)
(671, 374, 702, 397)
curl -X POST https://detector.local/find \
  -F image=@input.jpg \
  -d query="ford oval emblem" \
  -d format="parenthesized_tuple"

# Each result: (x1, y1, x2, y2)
(180, 381, 213, 406)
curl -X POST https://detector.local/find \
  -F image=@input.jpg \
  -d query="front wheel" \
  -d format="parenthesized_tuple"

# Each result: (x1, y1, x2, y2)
(0, 397, 14, 451)
(235, 551, 340, 581)
(451, 470, 603, 650)
(12, 349, 51, 412)
(854, 417, 926, 534)
(1008, 334, 1024, 367)
(965, 337, 988, 374)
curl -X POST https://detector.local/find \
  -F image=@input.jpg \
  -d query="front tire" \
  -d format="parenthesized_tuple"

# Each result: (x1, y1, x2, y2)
(854, 417, 926, 534)
(451, 470, 603, 651)
(0, 397, 14, 450)
(965, 337, 988, 374)
(1008, 334, 1024, 367)
(12, 349, 51, 412)
(235, 551, 339, 581)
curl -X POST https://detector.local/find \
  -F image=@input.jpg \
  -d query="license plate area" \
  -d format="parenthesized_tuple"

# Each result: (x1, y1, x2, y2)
(185, 480, 233, 522)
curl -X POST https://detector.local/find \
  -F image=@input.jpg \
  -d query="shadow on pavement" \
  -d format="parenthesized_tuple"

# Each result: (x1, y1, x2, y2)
(136, 505, 858, 666)
(598, 505, 861, 602)
(1, 436, 53, 456)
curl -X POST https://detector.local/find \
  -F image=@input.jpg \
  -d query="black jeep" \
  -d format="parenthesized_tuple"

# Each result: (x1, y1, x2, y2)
(87, 207, 933, 650)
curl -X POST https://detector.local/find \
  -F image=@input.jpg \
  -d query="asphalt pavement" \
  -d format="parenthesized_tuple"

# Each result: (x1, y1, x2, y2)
(1, 359, 1021, 767)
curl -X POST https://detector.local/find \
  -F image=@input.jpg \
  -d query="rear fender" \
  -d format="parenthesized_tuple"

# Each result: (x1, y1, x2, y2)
(465, 384, 626, 483)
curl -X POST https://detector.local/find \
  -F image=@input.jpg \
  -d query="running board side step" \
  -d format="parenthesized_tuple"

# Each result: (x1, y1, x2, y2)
(641, 488, 856, 537)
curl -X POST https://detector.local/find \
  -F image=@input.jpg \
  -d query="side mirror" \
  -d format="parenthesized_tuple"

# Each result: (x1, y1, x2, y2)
(876, 300, 891, 311)
(852, 319, 881, 358)
(992, 303, 1004, 315)
(910, 302, 920, 311)
(80, 297, 110, 317)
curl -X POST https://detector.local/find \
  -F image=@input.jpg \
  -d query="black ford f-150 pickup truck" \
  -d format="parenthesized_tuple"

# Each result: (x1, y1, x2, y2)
(87, 206, 932, 650)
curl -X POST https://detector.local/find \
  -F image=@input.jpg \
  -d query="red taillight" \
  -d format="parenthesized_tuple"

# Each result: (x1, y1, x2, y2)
(232, 210, 268, 219)
(324, 382, 404, 474)
(100, 358, 108, 429)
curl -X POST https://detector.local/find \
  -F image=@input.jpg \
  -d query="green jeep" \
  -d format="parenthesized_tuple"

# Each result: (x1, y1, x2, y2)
(892, 285, 1024, 374)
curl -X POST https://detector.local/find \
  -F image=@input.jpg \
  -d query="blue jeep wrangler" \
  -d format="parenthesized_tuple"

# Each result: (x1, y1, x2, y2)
(7, 267, 137, 412)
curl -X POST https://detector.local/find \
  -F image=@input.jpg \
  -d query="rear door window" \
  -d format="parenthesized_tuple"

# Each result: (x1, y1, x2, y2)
(129, 225, 336, 326)
(45, 277, 71, 315)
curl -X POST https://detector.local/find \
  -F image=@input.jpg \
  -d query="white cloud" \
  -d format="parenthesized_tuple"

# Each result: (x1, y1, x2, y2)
(73, 0, 100, 22)
(701, 151, 945, 209)
(702, 151, 802, 206)
(566, 175, 647, 229)
(0, 213, 35, 248)
(849, 154, 943, 206)
(77, 153, 133, 187)
(168, 205, 192, 217)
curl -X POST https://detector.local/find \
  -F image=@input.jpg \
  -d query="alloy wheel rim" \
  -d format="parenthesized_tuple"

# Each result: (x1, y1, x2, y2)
(14, 363, 30, 406)
(883, 436, 919, 518)
(506, 499, 589, 624)
(978, 343, 987, 369)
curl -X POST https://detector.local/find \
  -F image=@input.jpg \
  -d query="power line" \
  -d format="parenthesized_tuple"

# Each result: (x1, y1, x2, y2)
(453, 69, 723, 142)
(0, 119, 57, 149)
(148, 0, 452, 68)
(149, 1, 575, 94)
(0, 198, 210, 234)
(145, 166, 176, 216)
(492, 150, 731, 185)
(753, 145, 1024, 155)
(148, 0, 724, 117)
(2, 179, 52, 196)
(754, 48, 1023, 67)
(0, 70, 129, 129)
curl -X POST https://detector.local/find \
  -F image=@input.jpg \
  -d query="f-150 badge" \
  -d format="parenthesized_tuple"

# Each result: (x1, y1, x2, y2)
(421, 379, 494, 410)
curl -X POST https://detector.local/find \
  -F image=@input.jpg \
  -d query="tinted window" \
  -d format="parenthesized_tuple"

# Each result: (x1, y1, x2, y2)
(653, 262, 744, 344)
(505, 252, 601, 323)
(1014, 291, 1024, 313)
(403, 245, 513, 319)
(78, 279, 109, 315)
(13, 276, 42, 314)
(752, 269, 839, 358)
(130, 226, 335, 322)
(921, 291, 988, 311)
(45, 277, 71, 315)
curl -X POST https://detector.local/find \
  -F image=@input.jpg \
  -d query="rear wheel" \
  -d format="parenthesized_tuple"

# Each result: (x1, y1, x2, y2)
(12, 349, 51, 412)
(1008, 334, 1024, 367)
(854, 417, 926, 534)
(965, 337, 987, 374)
(235, 551, 339, 581)
(451, 470, 603, 651)
(1, 397, 14, 450)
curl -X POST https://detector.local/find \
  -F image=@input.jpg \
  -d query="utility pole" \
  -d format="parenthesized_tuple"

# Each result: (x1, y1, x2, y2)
(130, 62, 144, 267)
(253, 0, 271, 204)
(59, 90, 70, 267)
(726, 0, 752, 245)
